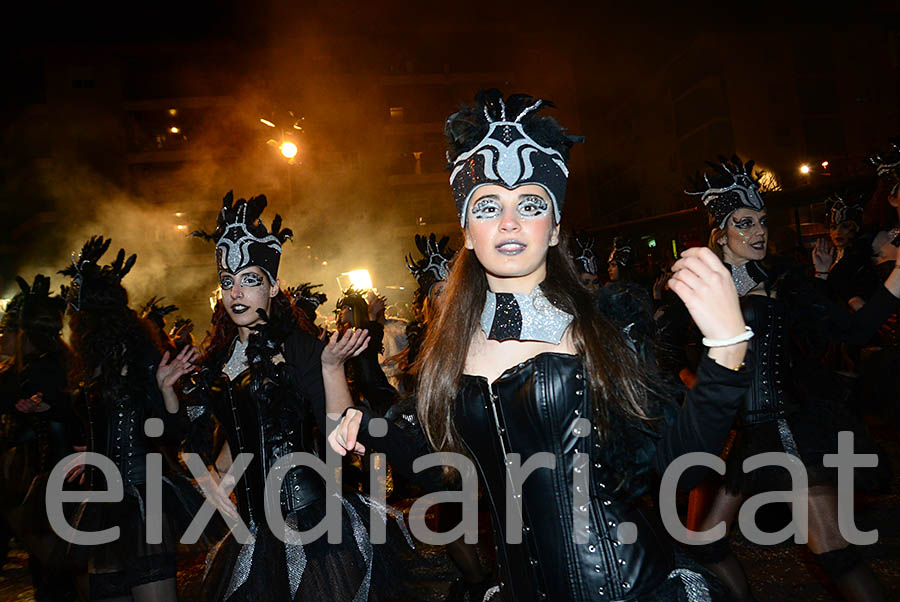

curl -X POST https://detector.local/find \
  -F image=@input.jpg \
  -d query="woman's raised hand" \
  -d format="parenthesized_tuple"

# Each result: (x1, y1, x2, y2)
(668, 247, 747, 343)
(156, 345, 198, 391)
(321, 327, 370, 370)
(327, 407, 366, 456)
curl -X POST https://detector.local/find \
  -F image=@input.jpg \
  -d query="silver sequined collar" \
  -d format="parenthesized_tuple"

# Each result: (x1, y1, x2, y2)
(222, 337, 249, 381)
(480, 285, 573, 344)
(729, 262, 760, 296)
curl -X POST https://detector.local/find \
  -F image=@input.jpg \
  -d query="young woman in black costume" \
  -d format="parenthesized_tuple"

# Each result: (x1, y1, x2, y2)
(157, 192, 408, 602)
(686, 157, 900, 602)
(329, 90, 753, 601)
(60, 237, 206, 602)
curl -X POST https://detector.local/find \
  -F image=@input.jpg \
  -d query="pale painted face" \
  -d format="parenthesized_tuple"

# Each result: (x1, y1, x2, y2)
(218, 266, 279, 328)
(719, 208, 769, 263)
(830, 221, 859, 250)
(464, 184, 560, 291)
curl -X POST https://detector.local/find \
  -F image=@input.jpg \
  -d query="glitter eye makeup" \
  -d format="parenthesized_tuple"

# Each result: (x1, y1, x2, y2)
(219, 275, 235, 290)
(517, 195, 549, 218)
(471, 197, 501, 220)
(240, 273, 265, 287)
(732, 217, 754, 230)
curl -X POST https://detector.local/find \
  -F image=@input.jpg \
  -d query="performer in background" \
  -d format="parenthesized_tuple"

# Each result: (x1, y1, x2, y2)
(61, 237, 205, 602)
(330, 89, 752, 601)
(0, 275, 77, 602)
(686, 156, 900, 602)
(159, 192, 408, 601)
(572, 231, 601, 291)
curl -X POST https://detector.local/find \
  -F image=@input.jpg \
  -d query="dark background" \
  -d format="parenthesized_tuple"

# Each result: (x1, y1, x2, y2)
(1, 1, 898, 324)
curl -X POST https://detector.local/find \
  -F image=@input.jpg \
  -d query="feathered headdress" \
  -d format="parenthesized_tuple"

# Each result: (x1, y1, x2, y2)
(287, 282, 327, 322)
(406, 234, 455, 294)
(59, 236, 136, 312)
(0, 274, 66, 339)
(572, 232, 597, 275)
(141, 296, 178, 329)
(193, 191, 292, 282)
(870, 137, 900, 196)
(446, 89, 582, 227)
(608, 237, 634, 268)
(825, 192, 865, 229)
(687, 156, 765, 228)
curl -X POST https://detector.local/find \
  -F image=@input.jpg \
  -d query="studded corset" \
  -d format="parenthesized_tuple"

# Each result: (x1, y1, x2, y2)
(738, 294, 794, 425)
(455, 353, 672, 602)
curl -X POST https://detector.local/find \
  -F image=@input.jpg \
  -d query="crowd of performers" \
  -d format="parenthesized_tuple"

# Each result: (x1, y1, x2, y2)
(0, 88, 898, 602)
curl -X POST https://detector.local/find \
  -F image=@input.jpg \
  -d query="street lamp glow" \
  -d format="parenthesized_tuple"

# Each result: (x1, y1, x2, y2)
(345, 270, 373, 290)
(280, 141, 298, 159)
(799, 164, 811, 175)
(821, 161, 829, 169)
(260, 118, 276, 128)
(169, 126, 180, 134)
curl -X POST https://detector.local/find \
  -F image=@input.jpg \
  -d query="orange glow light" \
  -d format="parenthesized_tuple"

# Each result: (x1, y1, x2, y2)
(280, 142, 298, 159)
(169, 126, 180, 134)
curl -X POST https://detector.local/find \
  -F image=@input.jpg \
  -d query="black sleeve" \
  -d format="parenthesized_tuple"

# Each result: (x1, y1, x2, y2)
(284, 330, 328, 433)
(652, 353, 750, 490)
(352, 404, 444, 490)
(820, 285, 900, 345)
(350, 321, 399, 415)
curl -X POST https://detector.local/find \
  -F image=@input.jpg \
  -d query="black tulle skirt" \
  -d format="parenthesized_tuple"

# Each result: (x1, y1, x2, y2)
(724, 394, 892, 495)
(201, 492, 411, 602)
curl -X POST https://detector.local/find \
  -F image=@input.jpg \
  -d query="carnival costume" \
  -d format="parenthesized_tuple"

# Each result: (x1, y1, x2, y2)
(347, 90, 751, 601)
(60, 237, 207, 600)
(186, 192, 409, 601)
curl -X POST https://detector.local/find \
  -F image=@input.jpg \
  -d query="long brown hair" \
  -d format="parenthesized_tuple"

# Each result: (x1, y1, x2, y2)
(415, 234, 656, 455)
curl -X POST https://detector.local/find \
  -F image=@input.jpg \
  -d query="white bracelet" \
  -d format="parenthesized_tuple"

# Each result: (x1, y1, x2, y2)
(703, 326, 754, 348)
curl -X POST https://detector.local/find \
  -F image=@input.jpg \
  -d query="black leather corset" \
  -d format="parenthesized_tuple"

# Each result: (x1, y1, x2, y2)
(208, 370, 324, 526)
(455, 352, 673, 602)
(739, 294, 794, 425)
(84, 382, 149, 487)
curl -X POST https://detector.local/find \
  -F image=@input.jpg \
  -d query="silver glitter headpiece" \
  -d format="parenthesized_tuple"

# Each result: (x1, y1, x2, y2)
(448, 95, 570, 227)
(687, 156, 765, 228)
(193, 191, 292, 282)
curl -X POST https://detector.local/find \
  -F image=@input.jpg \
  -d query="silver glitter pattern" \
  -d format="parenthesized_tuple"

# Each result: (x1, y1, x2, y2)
(285, 514, 307, 599)
(481, 286, 573, 344)
(186, 405, 206, 422)
(482, 585, 501, 601)
(776, 418, 800, 457)
(342, 496, 374, 602)
(669, 568, 712, 602)
(224, 521, 258, 600)
(222, 337, 249, 381)
(731, 263, 757, 296)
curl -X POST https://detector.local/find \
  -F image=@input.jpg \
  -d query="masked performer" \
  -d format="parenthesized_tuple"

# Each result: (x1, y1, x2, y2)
(158, 192, 407, 602)
(334, 287, 397, 415)
(815, 193, 879, 310)
(60, 237, 207, 602)
(287, 283, 328, 334)
(329, 89, 753, 601)
(686, 157, 900, 602)
(572, 232, 601, 292)
(0, 275, 76, 601)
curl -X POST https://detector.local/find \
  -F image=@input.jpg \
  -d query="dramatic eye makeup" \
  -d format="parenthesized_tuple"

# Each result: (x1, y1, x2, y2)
(240, 272, 265, 287)
(219, 274, 235, 290)
(517, 195, 549, 218)
(471, 196, 501, 220)
(731, 217, 755, 230)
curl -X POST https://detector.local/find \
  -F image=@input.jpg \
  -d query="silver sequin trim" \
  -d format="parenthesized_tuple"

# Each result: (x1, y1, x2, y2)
(223, 338, 249, 381)
(776, 418, 800, 458)
(669, 567, 712, 602)
(731, 263, 757, 296)
(355, 493, 415, 548)
(481, 286, 573, 344)
(285, 514, 307, 599)
(186, 405, 206, 422)
(224, 521, 258, 600)
(342, 496, 374, 602)
(482, 585, 501, 601)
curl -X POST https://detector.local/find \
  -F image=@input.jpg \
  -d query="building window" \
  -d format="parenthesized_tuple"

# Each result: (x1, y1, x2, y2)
(389, 107, 404, 122)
